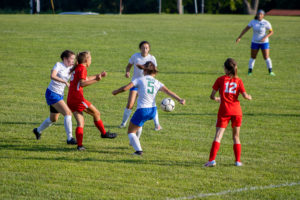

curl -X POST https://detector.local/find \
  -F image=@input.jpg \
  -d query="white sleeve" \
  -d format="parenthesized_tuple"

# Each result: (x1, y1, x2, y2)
(132, 79, 138, 87)
(129, 54, 135, 65)
(247, 20, 254, 27)
(52, 62, 60, 71)
(152, 56, 157, 67)
(157, 80, 164, 90)
(266, 21, 272, 30)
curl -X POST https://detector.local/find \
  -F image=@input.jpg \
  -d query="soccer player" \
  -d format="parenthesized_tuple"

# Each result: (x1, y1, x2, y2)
(112, 61, 185, 155)
(33, 50, 77, 145)
(67, 51, 117, 151)
(204, 58, 252, 167)
(236, 9, 275, 76)
(119, 41, 162, 131)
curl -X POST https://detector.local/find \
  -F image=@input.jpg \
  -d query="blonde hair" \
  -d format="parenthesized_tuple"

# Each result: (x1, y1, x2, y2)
(70, 51, 91, 74)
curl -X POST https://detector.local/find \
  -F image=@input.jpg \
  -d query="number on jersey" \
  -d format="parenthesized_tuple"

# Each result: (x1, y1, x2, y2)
(225, 82, 237, 94)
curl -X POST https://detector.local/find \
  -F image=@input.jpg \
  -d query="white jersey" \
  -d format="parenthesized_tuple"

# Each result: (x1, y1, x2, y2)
(132, 75, 164, 109)
(248, 19, 272, 43)
(129, 53, 157, 81)
(47, 62, 71, 96)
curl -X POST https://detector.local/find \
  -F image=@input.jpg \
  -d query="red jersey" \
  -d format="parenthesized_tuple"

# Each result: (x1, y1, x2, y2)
(212, 75, 246, 116)
(67, 64, 87, 104)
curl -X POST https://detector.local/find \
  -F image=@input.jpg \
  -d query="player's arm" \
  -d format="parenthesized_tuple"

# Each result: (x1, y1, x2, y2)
(210, 89, 220, 102)
(112, 82, 134, 95)
(125, 63, 133, 78)
(236, 26, 251, 43)
(160, 86, 185, 105)
(242, 92, 252, 100)
(50, 69, 69, 87)
(136, 64, 145, 70)
(261, 29, 273, 42)
(80, 71, 107, 87)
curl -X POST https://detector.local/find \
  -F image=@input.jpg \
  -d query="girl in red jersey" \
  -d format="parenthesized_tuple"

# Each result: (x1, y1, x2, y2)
(67, 51, 117, 151)
(204, 58, 252, 167)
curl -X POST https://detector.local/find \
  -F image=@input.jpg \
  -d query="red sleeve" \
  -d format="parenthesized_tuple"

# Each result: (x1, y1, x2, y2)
(212, 78, 220, 91)
(79, 67, 87, 80)
(239, 79, 246, 93)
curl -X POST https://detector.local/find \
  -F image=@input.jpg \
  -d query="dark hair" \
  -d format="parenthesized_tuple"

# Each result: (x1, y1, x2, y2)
(254, 9, 265, 20)
(144, 61, 158, 75)
(139, 41, 150, 49)
(224, 58, 237, 77)
(69, 51, 91, 74)
(60, 50, 75, 60)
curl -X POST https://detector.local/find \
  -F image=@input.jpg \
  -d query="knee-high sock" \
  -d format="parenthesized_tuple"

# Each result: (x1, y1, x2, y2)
(94, 120, 106, 135)
(121, 108, 132, 125)
(248, 58, 255, 70)
(233, 143, 241, 162)
(209, 141, 220, 161)
(37, 117, 54, 133)
(64, 115, 72, 140)
(265, 58, 273, 71)
(153, 112, 160, 127)
(76, 127, 84, 147)
(128, 133, 142, 152)
(136, 127, 143, 139)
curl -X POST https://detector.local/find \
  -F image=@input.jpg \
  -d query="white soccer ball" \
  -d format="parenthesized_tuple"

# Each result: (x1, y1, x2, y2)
(160, 98, 175, 112)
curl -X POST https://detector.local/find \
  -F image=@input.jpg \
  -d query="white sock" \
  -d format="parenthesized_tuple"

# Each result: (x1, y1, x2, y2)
(153, 111, 160, 127)
(64, 115, 72, 141)
(248, 58, 255, 69)
(37, 117, 54, 133)
(265, 58, 272, 70)
(136, 127, 143, 139)
(128, 133, 142, 152)
(121, 108, 132, 125)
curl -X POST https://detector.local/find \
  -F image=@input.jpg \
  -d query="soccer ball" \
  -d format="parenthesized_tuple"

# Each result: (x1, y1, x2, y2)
(160, 98, 175, 112)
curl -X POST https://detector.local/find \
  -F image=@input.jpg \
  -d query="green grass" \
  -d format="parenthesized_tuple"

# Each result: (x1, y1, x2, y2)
(0, 14, 299, 200)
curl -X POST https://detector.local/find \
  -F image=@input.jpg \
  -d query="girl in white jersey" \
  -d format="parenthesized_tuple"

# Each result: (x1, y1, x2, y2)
(33, 50, 77, 145)
(119, 41, 162, 131)
(236, 9, 275, 76)
(113, 61, 185, 155)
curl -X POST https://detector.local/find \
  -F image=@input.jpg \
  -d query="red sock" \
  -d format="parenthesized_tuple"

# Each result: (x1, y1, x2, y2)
(76, 127, 84, 147)
(209, 141, 220, 161)
(94, 120, 106, 135)
(233, 143, 241, 162)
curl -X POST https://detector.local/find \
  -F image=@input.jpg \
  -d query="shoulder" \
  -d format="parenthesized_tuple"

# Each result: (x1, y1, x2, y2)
(248, 19, 256, 25)
(132, 52, 140, 58)
(53, 62, 63, 69)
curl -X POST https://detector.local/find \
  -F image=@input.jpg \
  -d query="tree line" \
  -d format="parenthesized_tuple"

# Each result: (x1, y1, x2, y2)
(0, 0, 299, 14)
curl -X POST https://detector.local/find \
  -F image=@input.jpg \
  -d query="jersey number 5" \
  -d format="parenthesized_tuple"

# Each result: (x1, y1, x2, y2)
(147, 81, 154, 94)
(225, 82, 237, 94)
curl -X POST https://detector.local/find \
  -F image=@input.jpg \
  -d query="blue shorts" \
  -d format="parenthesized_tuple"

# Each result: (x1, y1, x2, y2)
(131, 107, 157, 127)
(45, 88, 63, 105)
(130, 87, 138, 91)
(251, 42, 269, 50)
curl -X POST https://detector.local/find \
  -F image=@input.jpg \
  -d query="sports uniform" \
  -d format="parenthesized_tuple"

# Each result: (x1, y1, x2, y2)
(248, 19, 272, 49)
(212, 75, 246, 128)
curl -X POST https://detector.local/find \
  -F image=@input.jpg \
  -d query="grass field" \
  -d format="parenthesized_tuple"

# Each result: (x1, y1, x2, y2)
(0, 14, 299, 200)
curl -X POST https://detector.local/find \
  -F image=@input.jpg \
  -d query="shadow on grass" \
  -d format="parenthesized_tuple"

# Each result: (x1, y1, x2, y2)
(0, 121, 116, 128)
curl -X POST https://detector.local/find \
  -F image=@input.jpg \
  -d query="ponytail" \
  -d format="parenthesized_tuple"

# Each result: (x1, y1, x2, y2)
(224, 58, 238, 78)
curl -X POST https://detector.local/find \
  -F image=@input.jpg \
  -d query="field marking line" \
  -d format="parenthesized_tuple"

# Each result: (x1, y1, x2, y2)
(166, 181, 300, 200)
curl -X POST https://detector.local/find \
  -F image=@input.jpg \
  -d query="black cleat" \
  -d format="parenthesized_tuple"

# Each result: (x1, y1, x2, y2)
(67, 138, 77, 145)
(132, 151, 143, 156)
(101, 131, 117, 139)
(33, 128, 41, 140)
(77, 146, 86, 151)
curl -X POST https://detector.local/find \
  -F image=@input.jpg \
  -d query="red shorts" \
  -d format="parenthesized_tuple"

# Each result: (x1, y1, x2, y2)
(216, 115, 242, 128)
(67, 98, 91, 112)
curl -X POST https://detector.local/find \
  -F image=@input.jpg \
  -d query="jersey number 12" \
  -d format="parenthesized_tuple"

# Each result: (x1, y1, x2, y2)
(225, 82, 237, 94)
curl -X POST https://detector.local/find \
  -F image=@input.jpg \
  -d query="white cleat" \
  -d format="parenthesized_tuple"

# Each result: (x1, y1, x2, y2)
(154, 125, 162, 131)
(235, 161, 243, 167)
(204, 160, 216, 167)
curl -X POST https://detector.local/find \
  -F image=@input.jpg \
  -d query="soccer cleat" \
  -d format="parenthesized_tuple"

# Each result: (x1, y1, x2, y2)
(248, 72, 252, 76)
(67, 138, 77, 145)
(101, 131, 117, 139)
(269, 72, 276, 76)
(154, 125, 162, 131)
(204, 160, 216, 167)
(132, 151, 143, 156)
(33, 128, 41, 140)
(119, 123, 126, 128)
(77, 146, 86, 151)
(235, 161, 243, 167)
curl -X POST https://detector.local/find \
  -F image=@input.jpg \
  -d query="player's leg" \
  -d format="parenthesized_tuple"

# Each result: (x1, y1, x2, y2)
(232, 116, 242, 166)
(248, 44, 259, 75)
(52, 100, 76, 144)
(153, 112, 162, 131)
(128, 122, 143, 155)
(84, 104, 117, 138)
(73, 111, 85, 150)
(120, 89, 138, 128)
(262, 46, 275, 76)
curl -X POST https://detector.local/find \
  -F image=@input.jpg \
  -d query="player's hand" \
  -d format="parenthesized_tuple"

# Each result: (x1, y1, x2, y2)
(236, 38, 241, 43)
(96, 74, 102, 81)
(101, 71, 107, 77)
(247, 95, 252, 100)
(125, 72, 130, 78)
(260, 37, 266, 42)
(179, 99, 185, 105)
(112, 90, 118, 95)
(65, 82, 70, 88)
(215, 97, 221, 103)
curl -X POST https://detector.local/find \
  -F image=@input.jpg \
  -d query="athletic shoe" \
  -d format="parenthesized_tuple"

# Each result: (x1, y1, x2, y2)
(101, 131, 117, 139)
(119, 123, 126, 128)
(248, 72, 252, 76)
(204, 160, 216, 167)
(33, 128, 41, 140)
(235, 161, 243, 167)
(154, 125, 162, 131)
(132, 151, 143, 156)
(67, 138, 77, 145)
(77, 146, 86, 151)
(269, 72, 276, 76)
